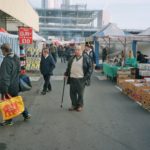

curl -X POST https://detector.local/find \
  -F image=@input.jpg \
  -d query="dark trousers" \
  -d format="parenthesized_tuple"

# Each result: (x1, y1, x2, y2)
(43, 74, 51, 92)
(52, 53, 57, 63)
(70, 78, 85, 108)
(61, 55, 66, 63)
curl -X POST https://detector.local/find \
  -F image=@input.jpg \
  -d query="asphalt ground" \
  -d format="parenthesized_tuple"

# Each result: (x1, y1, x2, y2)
(0, 59, 150, 150)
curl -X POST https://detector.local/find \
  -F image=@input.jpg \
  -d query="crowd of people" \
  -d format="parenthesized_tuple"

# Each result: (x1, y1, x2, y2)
(40, 42, 96, 99)
(1, 41, 149, 126)
(0, 42, 96, 126)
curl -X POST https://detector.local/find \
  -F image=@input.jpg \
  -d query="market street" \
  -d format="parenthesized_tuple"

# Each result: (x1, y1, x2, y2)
(0, 60, 150, 150)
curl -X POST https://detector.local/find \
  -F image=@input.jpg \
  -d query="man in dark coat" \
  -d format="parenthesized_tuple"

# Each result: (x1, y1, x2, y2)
(0, 43, 31, 126)
(137, 51, 147, 63)
(102, 46, 107, 62)
(64, 45, 92, 112)
(84, 43, 96, 65)
(83, 43, 96, 85)
(40, 48, 55, 95)
(50, 43, 57, 63)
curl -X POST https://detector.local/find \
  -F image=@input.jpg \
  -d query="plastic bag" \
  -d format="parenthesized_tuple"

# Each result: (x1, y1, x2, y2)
(19, 74, 32, 92)
(0, 95, 25, 120)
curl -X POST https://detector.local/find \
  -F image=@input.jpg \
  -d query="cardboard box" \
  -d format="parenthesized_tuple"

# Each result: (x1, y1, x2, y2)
(117, 70, 131, 75)
(117, 74, 130, 79)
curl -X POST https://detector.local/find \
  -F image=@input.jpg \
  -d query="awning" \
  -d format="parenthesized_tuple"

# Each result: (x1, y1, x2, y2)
(92, 23, 125, 37)
(33, 32, 46, 42)
(0, 0, 39, 31)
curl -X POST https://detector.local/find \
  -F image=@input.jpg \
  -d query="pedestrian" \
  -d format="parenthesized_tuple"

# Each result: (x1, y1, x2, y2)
(84, 43, 96, 65)
(102, 46, 107, 63)
(40, 48, 55, 95)
(64, 45, 92, 112)
(137, 51, 147, 63)
(83, 43, 96, 85)
(50, 43, 57, 63)
(0, 43, 31, 126)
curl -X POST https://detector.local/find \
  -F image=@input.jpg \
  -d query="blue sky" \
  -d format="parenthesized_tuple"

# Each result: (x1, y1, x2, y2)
(28, 0, 150, 30)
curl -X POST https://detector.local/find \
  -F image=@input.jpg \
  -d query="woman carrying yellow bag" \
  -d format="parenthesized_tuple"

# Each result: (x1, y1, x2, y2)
(0, 43, 31, 126)
(0, 94, 25, 121)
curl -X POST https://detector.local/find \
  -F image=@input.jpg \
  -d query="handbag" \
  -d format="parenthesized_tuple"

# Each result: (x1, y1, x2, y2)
(19, 74, 32, 92)
(0, 95, 25, 120)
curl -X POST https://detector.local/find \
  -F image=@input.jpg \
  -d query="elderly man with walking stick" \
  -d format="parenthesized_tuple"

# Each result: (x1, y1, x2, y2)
(64, 45, 92, 112)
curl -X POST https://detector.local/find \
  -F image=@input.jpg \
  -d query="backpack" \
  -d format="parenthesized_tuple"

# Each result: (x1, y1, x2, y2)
(19, 74, 32, 92)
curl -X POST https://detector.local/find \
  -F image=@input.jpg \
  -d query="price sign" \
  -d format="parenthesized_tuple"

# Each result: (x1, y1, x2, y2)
(19, 27, 32, 44)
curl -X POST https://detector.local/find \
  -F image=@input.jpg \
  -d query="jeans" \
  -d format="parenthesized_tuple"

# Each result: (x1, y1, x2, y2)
(6, 107, 29, 123)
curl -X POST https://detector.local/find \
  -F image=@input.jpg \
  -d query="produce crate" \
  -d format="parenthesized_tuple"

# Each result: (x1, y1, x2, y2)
(141, 89, 150, 110)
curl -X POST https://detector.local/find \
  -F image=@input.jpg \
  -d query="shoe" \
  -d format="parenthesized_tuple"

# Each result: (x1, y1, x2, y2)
(41, 91, 46, 95)
(47, 89, 52, 92)
(0, 121, 14, 126)
(68, 106, 77, 111)
(76, 107, 83, 112)
(24, 114, 31, 121)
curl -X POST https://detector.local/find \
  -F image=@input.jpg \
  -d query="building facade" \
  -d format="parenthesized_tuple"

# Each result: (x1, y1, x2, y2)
(36, 2, 110, 40)
(0, 0, 39, 31)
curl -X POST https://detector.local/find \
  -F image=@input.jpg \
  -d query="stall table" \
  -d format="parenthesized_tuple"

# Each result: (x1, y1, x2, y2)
(103, 63, 131, 80)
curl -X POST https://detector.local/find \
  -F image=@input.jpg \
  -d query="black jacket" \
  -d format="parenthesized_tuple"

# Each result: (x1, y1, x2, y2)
(40, 54, 55, 75)
(64, 54, 93, 84)
(137, 53, 147, 63)
(83, 50, 96, 64)
(0, 54, 20, 96)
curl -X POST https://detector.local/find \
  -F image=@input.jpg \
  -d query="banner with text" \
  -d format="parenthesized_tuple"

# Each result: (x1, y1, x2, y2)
(19, 27, 33, 44)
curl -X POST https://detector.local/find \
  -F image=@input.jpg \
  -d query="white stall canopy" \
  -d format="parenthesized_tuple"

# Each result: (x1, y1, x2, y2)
(0, 32, 19, 55)
(33, 32, 46, 42)
(139, 27, 150, 36)
(93, 23, 125, 37)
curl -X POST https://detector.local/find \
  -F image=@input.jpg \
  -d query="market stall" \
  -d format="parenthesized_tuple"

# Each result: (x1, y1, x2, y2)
(25, 32, 45, 72)
(89, 23, 125, 67)
(117, 78, 150, 111)
(103, 63, 132, 80)
(101, 32, 150, 81)
(0, 30, 45, 73)
(0, 32, 19, 55)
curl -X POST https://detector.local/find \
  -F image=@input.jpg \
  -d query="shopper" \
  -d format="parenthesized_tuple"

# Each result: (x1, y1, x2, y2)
(102, 46, 107, 62)
(83, 43, 96, 85)
(84, 43, 96, 65)
(0, 43, 31, 126)
(50, 43, 57, 63)
(137, 51, 148, 63)
(64, 45, 92, 112)
(40, 48, 55, 95)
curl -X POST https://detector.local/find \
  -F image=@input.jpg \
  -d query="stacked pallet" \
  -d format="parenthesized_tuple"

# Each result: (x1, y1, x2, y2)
(117, 70, 131, 87)
(141, 89, 150, 111)
(119, 79, 150, 111)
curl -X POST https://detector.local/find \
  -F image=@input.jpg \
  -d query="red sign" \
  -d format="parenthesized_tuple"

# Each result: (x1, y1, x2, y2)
(19, 27, 33, 44)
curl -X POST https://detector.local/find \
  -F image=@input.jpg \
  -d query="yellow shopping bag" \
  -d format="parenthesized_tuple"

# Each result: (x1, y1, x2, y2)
(0, 96, 25, 120)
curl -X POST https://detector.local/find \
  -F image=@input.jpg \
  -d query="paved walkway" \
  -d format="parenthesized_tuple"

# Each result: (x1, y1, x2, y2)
(0, 60, 150, 150)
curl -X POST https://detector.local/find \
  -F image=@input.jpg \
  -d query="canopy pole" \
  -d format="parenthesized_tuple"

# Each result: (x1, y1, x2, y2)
(121, 37, 127, 67)
(132, 40, 137, 58)
(108, 37, 110, 51)
(94, 36, 100, 67)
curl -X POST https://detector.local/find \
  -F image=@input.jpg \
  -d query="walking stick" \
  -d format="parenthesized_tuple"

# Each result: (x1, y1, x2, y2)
(60, 77, 66, 108)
